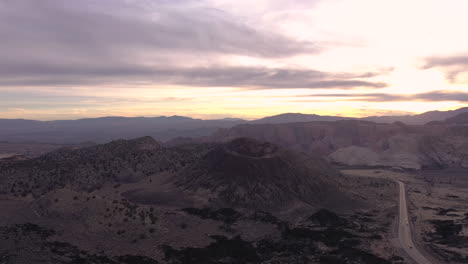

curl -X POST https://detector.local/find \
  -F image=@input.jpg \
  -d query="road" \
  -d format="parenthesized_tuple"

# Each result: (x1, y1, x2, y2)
(395, 180, 434, 264)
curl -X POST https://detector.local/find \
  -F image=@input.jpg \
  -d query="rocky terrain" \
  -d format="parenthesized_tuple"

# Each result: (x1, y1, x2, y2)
(0, 137, 403, 263)
(343, 169, 468, 264)
(173, 137, 354, 210)
(209, 116, 468, 170)
(0, 137, 209, 197)
(410, 169, 468, 263)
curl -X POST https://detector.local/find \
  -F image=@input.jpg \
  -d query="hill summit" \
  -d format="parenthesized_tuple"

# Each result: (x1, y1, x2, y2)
(174, 137, 352, 209)
(444, 112, 468, 124)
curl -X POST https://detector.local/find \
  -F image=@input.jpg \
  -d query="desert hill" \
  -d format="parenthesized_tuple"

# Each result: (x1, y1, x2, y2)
(211, 120, 414, 156)
(438, 112, 468, 125)
(209, 120, 468, 169)
(0, 137, 210, 197)
(0, 136, 357, 210)
(173, 138, 353, 209)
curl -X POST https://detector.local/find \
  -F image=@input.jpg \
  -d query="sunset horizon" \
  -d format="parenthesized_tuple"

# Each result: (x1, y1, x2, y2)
(2, 0, 468, 120)
(2, 106, 468, 122)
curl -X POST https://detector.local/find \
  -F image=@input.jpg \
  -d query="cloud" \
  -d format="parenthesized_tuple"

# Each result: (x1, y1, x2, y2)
(414, 91, 468, 102)
(312, 93, 402, 101)
(0, 0, 318, 61)
(0, 90, 191, 108)
(423, 55, 468, 82)
(0, 62, 387, 89)
(158, 67, 387, 89)
(0, 0, 390, 90)
(295, 91, 468, 102)
(3, 0, 393, 90)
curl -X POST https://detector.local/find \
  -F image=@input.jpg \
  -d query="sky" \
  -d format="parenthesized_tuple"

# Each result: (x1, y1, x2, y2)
(1, 0, 468, 120)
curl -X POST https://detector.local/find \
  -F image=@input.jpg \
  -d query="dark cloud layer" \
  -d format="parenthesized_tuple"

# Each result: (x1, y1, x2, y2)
(415, 91, 468, 102)
(0, 0, 317, 62)
(157, 67, 387, 89)
(297, 91, 468, 102)
(0, 90, 190, 111)
(423, 55, 468, 82)
(0, 0, 390, 90)
(0, 62, 386, 89)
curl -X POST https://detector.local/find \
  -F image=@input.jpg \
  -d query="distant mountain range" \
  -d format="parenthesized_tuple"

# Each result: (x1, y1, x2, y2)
(0, 116, 245, 144)
(1, 107, 467, 144)
(427, 112, 468, 125)
(362, 107, 468, 125)
(251, 113, 350, 124)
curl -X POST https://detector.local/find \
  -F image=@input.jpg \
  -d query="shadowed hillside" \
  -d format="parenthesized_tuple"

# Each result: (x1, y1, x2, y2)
(174, 138, 354, 210)
(210, 120, 468, 169)
(0, 137, 210, 196)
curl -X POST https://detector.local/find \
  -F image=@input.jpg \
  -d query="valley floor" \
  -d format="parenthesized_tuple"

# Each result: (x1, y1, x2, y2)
(343, 169, 468, 264)
(0, 169, 404, 264)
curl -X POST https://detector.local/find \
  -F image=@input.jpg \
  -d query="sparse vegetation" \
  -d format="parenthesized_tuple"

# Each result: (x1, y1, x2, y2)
(0, 138, 408, 263)
(182, 207, 242, 224)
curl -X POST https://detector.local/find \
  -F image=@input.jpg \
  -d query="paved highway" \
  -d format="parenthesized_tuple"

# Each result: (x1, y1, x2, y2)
(395, 180, 434, 264)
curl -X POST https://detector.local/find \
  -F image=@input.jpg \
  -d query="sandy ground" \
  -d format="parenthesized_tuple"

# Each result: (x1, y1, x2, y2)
(342, 169, 468, 264)
(338, 171, 403, 261)
(410, 170, 468, 264)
